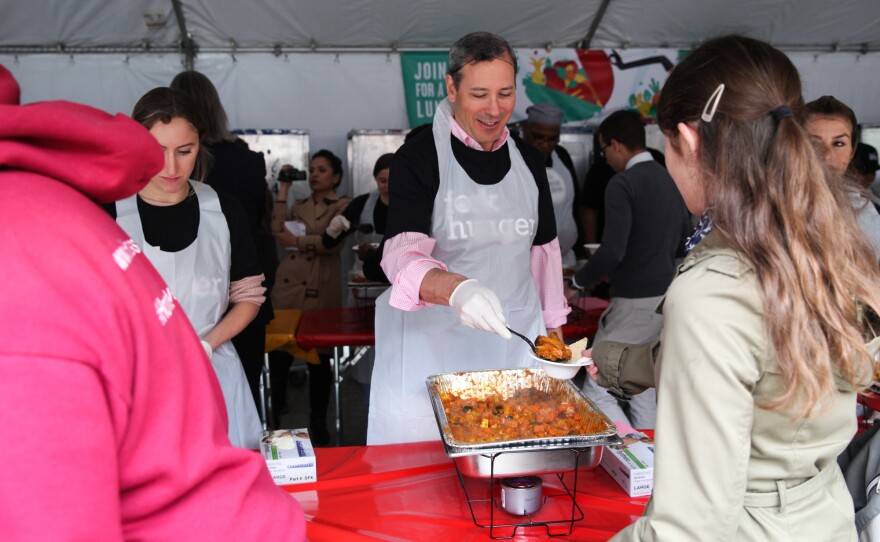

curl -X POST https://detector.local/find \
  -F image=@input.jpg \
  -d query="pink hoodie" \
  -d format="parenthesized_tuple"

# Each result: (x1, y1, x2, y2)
(0, 65, 306, 541)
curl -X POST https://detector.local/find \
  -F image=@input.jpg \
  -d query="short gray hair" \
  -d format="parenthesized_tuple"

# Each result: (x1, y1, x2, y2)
(447, 32, 517, 89)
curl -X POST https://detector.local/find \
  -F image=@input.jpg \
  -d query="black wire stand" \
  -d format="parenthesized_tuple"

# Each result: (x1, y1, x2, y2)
(453, 448, 588, 540)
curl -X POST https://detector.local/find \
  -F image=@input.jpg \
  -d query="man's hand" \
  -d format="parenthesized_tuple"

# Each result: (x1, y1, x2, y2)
(581, 347, 598, 380)
(448, 279, 512, 339)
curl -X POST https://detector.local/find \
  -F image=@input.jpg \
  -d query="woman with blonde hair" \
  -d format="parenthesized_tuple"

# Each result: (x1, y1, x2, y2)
(589, 35, 880, 540)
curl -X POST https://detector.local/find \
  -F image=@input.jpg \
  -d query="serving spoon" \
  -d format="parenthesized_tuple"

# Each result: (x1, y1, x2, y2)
(507, 326, 538, 355)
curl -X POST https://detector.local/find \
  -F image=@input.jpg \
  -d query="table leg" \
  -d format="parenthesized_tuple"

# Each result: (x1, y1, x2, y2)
(333, 345, 342, 445)
(260, 352, 272, 430)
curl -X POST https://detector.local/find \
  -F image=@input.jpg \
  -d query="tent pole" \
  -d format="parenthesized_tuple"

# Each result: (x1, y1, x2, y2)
(170, 0, 195, 70)
(578, 0, 613, 50)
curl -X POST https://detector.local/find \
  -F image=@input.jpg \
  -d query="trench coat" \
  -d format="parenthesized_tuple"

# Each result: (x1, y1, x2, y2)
(271, 192, 350, 312)
(593, 232, 870, 541)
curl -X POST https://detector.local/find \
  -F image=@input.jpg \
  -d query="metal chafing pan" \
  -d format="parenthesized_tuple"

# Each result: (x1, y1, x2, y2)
(426, 368, 622, 478)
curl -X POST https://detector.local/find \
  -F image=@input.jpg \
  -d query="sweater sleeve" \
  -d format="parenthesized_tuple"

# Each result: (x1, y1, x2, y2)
(574, 175, 631, 288)
(530, 238, 571, 328)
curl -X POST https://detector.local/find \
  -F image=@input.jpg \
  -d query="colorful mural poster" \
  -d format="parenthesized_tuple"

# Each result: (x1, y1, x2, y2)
(514, 48, 684, 125)
(400, 51, 448, 128)
(401, 48, 685, 128)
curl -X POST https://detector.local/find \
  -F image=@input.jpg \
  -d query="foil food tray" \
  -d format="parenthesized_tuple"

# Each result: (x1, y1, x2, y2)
(426, 368, 621, 462)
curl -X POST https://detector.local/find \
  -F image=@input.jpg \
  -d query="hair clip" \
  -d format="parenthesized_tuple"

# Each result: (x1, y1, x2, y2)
(701, 83, 725, 123)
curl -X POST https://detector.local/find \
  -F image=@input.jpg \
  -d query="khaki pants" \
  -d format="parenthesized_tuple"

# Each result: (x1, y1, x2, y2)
(581, 296, 663, 429)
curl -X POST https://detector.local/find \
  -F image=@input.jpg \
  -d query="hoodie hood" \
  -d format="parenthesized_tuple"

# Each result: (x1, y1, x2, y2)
(0, 65, 163, 203)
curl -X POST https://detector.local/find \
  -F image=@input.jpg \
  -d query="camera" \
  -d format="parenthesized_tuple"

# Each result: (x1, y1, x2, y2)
(277, 167, 306, 182)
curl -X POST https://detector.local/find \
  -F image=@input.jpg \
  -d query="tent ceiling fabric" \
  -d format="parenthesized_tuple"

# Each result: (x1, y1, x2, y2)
(3, 0, 880, 52)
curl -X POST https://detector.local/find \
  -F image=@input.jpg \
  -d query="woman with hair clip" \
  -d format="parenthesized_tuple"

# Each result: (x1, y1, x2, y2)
(106, 87, 264, 449)
(586, 35, 880, 540)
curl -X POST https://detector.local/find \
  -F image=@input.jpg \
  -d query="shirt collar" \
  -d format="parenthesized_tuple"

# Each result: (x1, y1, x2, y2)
(625, 150, 653, 170)
(450, 116, 509, 152)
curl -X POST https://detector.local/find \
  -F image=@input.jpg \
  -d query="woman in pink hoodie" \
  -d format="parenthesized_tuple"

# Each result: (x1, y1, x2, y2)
(0, 66, 305, 541)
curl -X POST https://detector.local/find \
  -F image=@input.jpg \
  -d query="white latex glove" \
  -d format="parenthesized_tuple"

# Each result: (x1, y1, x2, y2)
(201, 340, 213, 360)
(326, 215, 351, 239)
(448, 279, 512, 339)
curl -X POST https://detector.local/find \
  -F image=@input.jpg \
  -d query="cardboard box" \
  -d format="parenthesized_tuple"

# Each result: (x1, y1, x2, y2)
(260, 429, 317, 485)
(600, 432, 654, 497)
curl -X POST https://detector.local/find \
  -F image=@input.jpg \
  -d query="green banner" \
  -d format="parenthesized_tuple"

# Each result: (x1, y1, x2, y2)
(401, 51, 448, 128)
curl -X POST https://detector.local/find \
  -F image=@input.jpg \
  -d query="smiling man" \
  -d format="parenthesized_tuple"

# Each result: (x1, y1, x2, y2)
(368, 32, 570, 445)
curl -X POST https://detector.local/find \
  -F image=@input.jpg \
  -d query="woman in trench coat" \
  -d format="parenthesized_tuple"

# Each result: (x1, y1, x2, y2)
(589, 35, 880, 541)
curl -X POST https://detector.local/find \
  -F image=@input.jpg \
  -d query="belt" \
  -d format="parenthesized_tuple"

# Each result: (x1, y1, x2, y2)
(742, 462, 838, 513)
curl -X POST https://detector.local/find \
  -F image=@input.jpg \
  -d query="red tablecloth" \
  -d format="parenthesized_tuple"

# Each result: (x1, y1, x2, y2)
(860, 389, 880, 412)
(296, 307, 376, 350)
(284, 440, 648, 541)
(562, 297, 608, 342)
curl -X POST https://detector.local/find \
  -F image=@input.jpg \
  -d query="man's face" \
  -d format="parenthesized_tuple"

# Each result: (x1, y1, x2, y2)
(599, 135, 625, 173)
(446, 56, 516, 151)
(523, 121, 560, 159)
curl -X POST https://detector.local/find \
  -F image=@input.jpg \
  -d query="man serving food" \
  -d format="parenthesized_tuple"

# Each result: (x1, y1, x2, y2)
(368, 32, 570, 445)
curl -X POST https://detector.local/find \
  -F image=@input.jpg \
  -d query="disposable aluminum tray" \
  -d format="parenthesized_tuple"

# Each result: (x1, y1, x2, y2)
(427, 369, 622, 477)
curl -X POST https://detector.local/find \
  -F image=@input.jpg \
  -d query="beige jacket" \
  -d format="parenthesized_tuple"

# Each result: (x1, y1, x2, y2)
(271, 193, 350, 312)
(598, 232, 868, 541)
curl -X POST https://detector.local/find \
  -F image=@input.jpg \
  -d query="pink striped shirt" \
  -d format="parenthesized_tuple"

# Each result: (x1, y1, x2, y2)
(381, 119, 570, 329)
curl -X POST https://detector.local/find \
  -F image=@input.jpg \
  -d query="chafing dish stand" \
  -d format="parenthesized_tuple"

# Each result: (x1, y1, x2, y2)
(453, 448, 590, 540)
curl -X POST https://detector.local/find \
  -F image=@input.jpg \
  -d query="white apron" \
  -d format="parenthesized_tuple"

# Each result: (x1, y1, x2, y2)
(547, 148, 578, 269)
(367, 99, 544, 445)
(117, 181, 262, 449)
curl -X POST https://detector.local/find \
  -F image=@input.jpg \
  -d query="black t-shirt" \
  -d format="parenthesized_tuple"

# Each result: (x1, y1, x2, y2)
(104, 185, 262, 282)
(383, 129, 557, 245)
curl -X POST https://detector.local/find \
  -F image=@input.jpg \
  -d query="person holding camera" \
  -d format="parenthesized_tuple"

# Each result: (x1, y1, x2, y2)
(270, 150, 350, 444)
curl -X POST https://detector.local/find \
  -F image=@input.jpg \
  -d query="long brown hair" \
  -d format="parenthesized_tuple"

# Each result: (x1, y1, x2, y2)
(658, 35, 880, 419)
(131, 87, 210, 181)
(169, 70, 232, 145)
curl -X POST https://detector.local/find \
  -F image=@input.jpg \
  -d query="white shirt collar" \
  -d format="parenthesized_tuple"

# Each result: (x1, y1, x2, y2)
(625, 150, 653, 170)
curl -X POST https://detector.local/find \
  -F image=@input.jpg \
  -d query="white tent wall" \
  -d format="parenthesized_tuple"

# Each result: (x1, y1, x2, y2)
(5, 48, 880, 140)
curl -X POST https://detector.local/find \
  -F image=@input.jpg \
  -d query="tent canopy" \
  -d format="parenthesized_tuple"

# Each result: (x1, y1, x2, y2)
(5, 0, 880, 53)
(4, 1, 880, 171)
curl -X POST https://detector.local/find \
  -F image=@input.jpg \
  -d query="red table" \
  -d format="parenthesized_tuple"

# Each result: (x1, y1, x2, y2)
(296, 307, 376, 443)
(563, 297, 608, 341)
(860, 389, 880, 412)
(284, 440, 648, 541)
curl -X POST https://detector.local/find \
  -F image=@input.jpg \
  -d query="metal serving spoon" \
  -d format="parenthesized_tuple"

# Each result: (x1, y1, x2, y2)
(506, 326, 538, 355)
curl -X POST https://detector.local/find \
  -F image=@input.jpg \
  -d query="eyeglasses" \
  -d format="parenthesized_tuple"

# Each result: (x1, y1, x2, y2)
(599, 142, 611, 158)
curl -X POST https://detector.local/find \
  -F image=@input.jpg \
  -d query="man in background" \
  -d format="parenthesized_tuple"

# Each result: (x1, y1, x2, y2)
(521, 102, 585, 269)
(567, 109, 690, 430)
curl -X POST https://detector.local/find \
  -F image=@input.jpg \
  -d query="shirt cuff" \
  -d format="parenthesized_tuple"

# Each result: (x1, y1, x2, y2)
(382, 232, 448, 311)
(531, 238, 571, 329)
